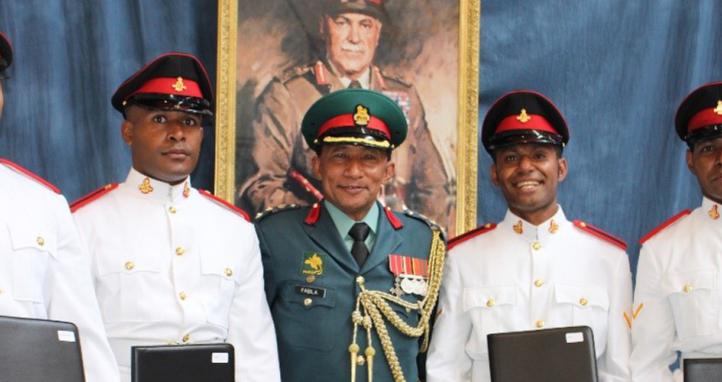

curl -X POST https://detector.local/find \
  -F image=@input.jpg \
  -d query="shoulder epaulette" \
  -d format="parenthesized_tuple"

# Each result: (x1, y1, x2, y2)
(256, 203, 303, 222)
(280, 63, 312, 83)
(639, 209, 692, 245)
(374, 66, 411, 88)
(573, 220, 627, 251)
(70, 183, 119, 213)
(198, 189, 250, 222)
(448, 223, 497, 250)
(0, 158, 60, 194)
(402, 209, 446, 239)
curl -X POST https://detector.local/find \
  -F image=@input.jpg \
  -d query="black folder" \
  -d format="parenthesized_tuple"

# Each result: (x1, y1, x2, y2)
(131, 343, 235, 382)
(488, 326, 598, 382)
(684, 358, 722, 381)
(0, 315, 85, 382)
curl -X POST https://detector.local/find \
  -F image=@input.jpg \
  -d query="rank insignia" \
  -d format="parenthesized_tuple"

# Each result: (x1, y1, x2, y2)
(388, 254, 428, 297)
(138, 177, 154, 194)
(302, 252, 324, 276)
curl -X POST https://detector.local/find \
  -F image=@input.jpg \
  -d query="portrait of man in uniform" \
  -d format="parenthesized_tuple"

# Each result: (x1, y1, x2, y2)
(231, 0, 460, 233)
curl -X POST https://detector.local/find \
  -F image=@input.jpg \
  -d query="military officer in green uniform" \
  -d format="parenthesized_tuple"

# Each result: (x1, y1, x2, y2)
(255, 88, 446, 382)
(241, 0, 453, 230)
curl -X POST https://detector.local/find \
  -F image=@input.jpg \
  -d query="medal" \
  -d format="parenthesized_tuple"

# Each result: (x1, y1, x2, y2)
(388, 254, 428, 297)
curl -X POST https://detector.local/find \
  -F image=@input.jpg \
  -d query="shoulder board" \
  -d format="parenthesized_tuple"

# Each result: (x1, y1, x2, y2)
(0, 158, 60, 194)
(198, 189, 250, 222)
(573, 220, 627, 251)
(70, 183, 119, 213)
(279, 63, 313, 83)
(639, 209, 692, 245)
(402, 209, 445, 239)
(255, 203, 304, 222)
(448, 223, 497, 250)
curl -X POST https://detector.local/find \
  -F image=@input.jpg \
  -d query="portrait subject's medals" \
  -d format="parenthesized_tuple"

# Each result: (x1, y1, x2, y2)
(388, 254, 429, 297)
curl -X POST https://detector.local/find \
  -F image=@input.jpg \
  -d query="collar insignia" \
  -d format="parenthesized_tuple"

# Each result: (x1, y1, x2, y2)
(138, 178, 154, 194)
(709, 204, 720, 220)
(183, 181, 190, 198)
(513, 220, 523, 234)
(549, 219, 559, 234)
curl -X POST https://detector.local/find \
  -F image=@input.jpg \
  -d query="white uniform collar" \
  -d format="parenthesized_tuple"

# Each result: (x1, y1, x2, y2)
(124, 167, 192, 203)
(701, 196, 722, 221)
(500, 205, 569, 243)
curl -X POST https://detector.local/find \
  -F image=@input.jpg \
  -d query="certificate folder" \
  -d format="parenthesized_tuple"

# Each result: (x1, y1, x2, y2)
(0, 315, 85, 382)
(131, 343, 234, 382)
(488, 326, 598, 382)
(684, 358, 722, 382)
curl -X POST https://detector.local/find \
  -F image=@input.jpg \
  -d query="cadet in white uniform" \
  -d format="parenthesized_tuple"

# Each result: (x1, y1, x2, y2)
(71, 53, 280, 382)
(426, 90, 632, 382)
(631, 81, 722, 381)
(0, 32, 119, 382)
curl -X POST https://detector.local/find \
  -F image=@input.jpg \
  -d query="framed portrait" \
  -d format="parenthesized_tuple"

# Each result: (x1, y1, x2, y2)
(214, 0, 479, 236)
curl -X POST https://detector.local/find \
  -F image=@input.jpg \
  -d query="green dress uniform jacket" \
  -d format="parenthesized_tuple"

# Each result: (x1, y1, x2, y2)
(256, 202, 439, 382)
(241, 60, 453, 228)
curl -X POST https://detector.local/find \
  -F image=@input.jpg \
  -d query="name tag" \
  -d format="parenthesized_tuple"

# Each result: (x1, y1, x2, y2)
(295, 285, 326, 298)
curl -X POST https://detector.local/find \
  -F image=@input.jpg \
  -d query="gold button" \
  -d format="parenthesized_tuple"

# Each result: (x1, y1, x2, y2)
(306, 275, 316, 283)
(124, 261, 135, 271)
(579, 221, 587, 228)
(534, 279, 544, 288)
(182, 334, 190, 343)
(36, 236, 45, 246)
(356, 355, 365, 365)
(486, 297, 496, 307)
(683, 283, 693, 293)
(356, 276, 365, 285)
(535, 320, 545, 328)
(579, 298, 589, 306)
(175, 246, 185, 256)
(169, 206, 177, 214)
(179, 291, 187, 301)
(303, 298, 312, 307)
(224, 268, 233, 277)
(532, 241, 541, 250)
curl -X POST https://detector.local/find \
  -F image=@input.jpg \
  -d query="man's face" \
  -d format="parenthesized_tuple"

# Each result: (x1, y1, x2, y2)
(121, 106, 204, 185)
(687, 137, 722, 204)
(322, 12, 382, 80)
(491, 143, 567, 222)
(312, 144, 394, 220)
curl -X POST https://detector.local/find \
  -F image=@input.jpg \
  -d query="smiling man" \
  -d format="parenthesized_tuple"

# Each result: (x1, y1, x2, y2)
(631, 82, 722, 381)
(241, 0, 453, 229)
(70, 53, 280, 382)
(426, 90, 632, 381)
(255, 88, 445, 382)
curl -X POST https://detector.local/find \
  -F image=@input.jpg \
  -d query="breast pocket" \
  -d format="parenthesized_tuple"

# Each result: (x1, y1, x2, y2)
(664, 270, 719, 340)
(200, 252, 240, 329)
(9, 226, 55, 307)
(95, 251, 162, 323)
(275, 282, 337, 352)
(554, 284, 609, 355)
(462, 285, 519, 360)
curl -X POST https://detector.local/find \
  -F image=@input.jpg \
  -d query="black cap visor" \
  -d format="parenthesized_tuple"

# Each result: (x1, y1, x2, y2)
(487, 129, 564, 153)
(125, 93, 213, 117)
(685, 124, 722, 149)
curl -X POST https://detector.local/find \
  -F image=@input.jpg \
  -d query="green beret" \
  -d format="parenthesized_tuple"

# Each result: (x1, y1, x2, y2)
(301, 88, 407, 151)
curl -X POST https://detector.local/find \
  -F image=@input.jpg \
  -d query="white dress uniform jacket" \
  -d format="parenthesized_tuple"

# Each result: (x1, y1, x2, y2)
(72, 168, 280, 382)
(427, 207, 632, 382)
(631, 197, 722, 382)
(0, 159, 119, 382)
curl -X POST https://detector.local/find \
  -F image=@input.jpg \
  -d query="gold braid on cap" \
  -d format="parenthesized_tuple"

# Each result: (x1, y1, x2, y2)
(349, 229, 446, 382)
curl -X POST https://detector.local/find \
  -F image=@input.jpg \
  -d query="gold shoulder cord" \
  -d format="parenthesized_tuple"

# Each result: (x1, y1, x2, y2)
(349, 229, 446, 382)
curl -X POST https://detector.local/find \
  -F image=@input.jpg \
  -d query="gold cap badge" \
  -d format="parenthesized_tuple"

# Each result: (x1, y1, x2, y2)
(516, 108, 531, 123)
(353, 104, 370, 126)
(714, 100, 722, 116)
(172, 77, 187, 92)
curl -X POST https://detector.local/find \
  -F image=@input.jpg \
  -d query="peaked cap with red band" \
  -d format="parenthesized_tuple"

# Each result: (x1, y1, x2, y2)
(325, 0, 388, 22)
(675, 81, 722, 147)
(0, 32, 12, 72)
(111, 52, 213, 117)
(301, 88, 407, 151)
(482, 90, 569, 155)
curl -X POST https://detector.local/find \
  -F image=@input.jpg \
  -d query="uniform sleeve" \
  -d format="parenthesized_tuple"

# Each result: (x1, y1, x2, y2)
(630, 244, 677, 382)
(255, 221, 277, 305)
(47, 195, 120, 382)
(226, 224, 281, 382)
(426, 251, 473, 382)
(239, 79, 309, 213)
(597, 253, 633, 381)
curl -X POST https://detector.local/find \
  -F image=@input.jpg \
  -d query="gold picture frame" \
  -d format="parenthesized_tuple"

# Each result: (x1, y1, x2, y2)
(214, 0, 479, 235)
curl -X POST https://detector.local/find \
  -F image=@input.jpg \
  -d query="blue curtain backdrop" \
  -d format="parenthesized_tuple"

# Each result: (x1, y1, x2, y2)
(0, 0, 217, 202)
(478, 0, 722, 273)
